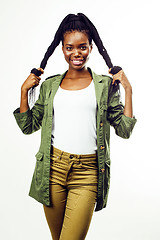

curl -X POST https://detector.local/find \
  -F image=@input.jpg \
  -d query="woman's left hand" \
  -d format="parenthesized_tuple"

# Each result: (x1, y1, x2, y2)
(109, 69, 132, 91)
(109, 68, 133, 118)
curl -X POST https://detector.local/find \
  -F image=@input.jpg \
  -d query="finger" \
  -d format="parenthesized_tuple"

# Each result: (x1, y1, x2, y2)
(112, 78, 116, 85)
(112, 76, 120, 85)
(31, 75, 41, 81)
(112, 72, 120, 80)
(35, 76, 41, 80)
(108, 68, 112, 75)
(36, 78, 40, 84)
(115, 70, 123, 79)
(31, 68, 44, 77)
(33, 78, 40, 85)
(37, 68, 44, 74)
(111, 69, 123, 79)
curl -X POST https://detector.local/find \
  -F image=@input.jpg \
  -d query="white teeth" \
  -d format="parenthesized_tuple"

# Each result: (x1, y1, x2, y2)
(72, 60, 83, 65)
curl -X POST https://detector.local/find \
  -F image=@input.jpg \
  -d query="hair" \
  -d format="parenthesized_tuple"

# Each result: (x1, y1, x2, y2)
(31, 13, 122, 76)
(29, 13, 122, 104)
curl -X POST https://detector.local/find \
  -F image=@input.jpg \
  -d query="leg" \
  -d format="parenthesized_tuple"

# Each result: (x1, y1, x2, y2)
(43, 183, 67, 240)
(59, 187, 97, 240)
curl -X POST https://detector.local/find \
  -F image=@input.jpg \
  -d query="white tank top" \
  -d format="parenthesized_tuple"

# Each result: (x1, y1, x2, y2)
(51, 80, 97, 154)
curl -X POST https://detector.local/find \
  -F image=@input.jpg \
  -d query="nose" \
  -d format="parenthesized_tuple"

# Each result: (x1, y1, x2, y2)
(73, 48, 81, 57)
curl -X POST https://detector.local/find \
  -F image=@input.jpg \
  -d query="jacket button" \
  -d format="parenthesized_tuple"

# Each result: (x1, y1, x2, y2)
(100, 146, 105, 150)
(101, 168, 105, 173)
(100, 122, 103, 127)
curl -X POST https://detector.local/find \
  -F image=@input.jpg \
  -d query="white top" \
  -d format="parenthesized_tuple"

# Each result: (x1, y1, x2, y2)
(51, 80, 97, 154)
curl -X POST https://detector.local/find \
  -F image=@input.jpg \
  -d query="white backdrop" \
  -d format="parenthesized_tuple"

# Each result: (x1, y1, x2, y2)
(0, 0, 160, 239)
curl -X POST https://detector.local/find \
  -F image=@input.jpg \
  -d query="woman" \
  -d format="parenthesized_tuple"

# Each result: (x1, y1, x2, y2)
(14, 13, 136, 240)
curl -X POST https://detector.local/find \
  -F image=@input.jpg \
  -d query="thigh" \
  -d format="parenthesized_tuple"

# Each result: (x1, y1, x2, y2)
(43, 183, 67, 240)
(59, 187, 97, 240)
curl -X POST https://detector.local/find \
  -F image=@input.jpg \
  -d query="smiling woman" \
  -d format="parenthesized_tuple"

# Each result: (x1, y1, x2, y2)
(61, 31, 93, 90)
(62, 31, 92, 68)
(13, 13, 136, 240)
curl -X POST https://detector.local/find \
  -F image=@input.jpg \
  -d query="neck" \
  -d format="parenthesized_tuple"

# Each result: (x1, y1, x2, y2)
(66, 67, 91, 79)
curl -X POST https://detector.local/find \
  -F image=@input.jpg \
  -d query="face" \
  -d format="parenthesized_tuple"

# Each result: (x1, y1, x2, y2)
(62, 31, 92, 71)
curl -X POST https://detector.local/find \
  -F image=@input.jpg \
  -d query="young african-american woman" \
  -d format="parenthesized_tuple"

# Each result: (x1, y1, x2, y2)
(14, 13, 136, 240)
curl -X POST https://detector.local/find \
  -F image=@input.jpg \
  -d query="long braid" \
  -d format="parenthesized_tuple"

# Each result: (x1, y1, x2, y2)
(30, 13, 122, 105)
(31, 14, 73, 76)
(29, 14, 72, 105)
(77, 13, 122, 74)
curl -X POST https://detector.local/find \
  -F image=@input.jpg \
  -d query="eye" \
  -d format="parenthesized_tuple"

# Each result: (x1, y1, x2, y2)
(80, 46, 87, 50)
(66, 46, 72, 51)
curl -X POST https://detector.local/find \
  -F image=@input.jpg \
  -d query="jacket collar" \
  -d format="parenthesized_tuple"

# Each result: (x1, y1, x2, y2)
(89, 68, 104, 108)
(88, 67, 103, 83)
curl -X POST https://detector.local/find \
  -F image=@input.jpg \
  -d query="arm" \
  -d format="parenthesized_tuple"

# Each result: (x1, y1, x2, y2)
(124, 87, 133, 118)
(20, 90, 29, 113)
(107, 70, 136, 139)
(20, 68, 44, 113)
(110, 69, 133, 118)
(13, 68, 45, 134)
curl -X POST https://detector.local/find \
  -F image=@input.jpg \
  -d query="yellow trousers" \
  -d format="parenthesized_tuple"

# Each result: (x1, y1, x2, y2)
(43, 146, 98, 240)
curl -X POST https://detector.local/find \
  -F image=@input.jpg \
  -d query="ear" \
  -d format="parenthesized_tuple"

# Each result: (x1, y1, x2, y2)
(62, 45, 64, 53)
(90, 43, 93, 52)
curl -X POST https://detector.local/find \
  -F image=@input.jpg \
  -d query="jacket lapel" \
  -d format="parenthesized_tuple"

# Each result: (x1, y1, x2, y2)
(47, 69, 105, 111)
(90, 69, 104, 109)
(47, 72, 67, 115)
(49, 74, 64, 99)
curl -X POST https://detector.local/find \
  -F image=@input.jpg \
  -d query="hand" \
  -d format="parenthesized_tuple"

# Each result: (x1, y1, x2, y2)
(21, 68, 44, 92)
(109, 69, 132, 91)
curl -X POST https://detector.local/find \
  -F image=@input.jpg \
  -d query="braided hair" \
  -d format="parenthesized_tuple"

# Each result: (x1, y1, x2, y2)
(29, 13, 122, 103)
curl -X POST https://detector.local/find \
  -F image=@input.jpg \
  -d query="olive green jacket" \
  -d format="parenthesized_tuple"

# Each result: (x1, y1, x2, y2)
(13, 68, 136, 211)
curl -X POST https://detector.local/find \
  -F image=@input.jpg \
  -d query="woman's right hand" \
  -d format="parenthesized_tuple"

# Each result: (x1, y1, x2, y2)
(21, 68, 44, 92)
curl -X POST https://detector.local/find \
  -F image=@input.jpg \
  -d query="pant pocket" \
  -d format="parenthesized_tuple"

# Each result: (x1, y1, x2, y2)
(81, 161, 98, 170)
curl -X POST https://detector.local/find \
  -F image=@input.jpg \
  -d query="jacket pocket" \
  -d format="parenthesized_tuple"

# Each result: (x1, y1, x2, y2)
(35, 152, 44, 185)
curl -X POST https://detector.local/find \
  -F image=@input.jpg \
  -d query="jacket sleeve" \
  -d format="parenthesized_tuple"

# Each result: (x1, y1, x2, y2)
(107, 82, 137, 139)
(13, 83, 45, 135)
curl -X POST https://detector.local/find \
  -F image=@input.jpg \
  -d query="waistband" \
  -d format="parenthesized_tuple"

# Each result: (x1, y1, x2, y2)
(51, 145, 97, 160)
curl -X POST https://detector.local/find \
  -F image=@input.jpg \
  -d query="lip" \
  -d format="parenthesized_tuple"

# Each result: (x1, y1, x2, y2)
(71, 59, 84, 66)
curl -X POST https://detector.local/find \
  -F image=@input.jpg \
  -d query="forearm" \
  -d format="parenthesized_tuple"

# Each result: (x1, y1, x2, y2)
(19, 68, 43, 113)
(123, 86, 133, 118)
(20, 88, 29, 113)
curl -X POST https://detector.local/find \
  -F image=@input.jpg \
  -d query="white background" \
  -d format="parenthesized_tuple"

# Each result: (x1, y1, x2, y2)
(0, 0, 160, 239)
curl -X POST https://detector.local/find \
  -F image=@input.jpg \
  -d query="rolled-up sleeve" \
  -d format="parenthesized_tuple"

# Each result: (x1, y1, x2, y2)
(107, 83, 137, 139)
(13, 84, 45, 135)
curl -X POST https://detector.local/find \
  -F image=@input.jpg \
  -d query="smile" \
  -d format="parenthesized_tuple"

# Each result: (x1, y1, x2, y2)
(71, 59, 84, 66)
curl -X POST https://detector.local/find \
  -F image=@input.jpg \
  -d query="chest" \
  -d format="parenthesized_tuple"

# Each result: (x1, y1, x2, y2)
(60, 77, 92, 90)
(53, 80, 97, 113)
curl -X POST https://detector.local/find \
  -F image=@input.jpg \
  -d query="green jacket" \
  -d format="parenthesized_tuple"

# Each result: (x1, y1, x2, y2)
(13, 68, 136, 212)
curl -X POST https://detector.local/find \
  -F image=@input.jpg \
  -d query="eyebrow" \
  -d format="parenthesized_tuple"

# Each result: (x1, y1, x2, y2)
(65, 43, 88, 46)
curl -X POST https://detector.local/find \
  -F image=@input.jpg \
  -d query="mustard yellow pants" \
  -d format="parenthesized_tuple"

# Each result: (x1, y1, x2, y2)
(43, 146, 98, 240)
